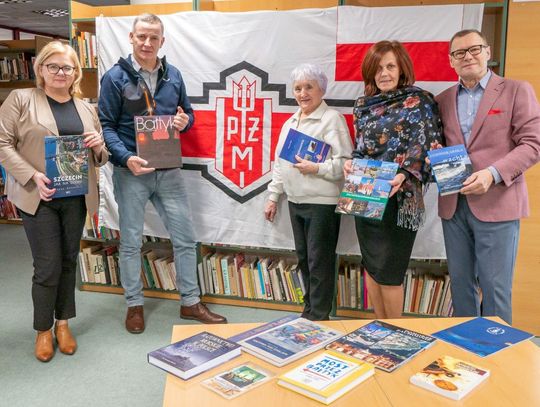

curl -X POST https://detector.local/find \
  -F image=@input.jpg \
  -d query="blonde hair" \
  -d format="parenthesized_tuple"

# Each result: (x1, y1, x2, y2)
(33, 41, 83, 97)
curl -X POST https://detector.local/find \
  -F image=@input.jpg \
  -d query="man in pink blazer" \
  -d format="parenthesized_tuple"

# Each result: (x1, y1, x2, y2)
(436, 29, 540, 324)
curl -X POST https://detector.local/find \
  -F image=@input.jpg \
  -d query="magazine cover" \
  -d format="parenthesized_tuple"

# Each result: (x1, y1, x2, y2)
(44, 135, 88, 199)
(134, 115, 181, 169)
(427, 144, 473, 196)
(147, 331, 241, 380)
(202, 363, 274, 399)
(278, 351, 375, 405)
(241, 318, 343, 367)
(326, 320, 436, 372)
(228, 314, 300, 343)
(278, 128, 330, 164)
(335, 158, 399, 220)
(410, 355, 490, 400)
(432, 317, 534, 357)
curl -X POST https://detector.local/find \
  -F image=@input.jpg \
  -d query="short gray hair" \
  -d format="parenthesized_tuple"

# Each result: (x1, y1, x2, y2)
(132, 13, 164, 35)
(290, 64, 328, 94)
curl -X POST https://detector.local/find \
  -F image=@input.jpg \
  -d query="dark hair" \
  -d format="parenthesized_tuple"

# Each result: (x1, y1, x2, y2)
(361, 41, 415, 97)
(449, 29, 488, 52)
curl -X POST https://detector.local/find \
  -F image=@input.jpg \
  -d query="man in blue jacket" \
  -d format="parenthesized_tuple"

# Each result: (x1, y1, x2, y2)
(99, 13, 227, 333)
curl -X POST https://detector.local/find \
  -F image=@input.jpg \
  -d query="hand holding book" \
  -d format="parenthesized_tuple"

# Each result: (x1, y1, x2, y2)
(173, 106, 189, 132)
(293, 155, 319, 175)
(460, 168, 494, 195)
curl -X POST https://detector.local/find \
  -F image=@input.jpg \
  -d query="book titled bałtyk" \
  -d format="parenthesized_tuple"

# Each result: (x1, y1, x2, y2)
(44, 135, 88, 198)
(427, 144, 473, 196)
(147, 331, 241, 380)
(134, 115, 181, 169)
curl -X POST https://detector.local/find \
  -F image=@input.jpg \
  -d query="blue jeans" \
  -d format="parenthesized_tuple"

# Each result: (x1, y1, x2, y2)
(442, 195, 519, 324)
(112, 167, 200, 307)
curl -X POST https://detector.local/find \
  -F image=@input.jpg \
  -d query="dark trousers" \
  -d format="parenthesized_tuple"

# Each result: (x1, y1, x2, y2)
(20, 196, 86, 331)
(288, 202, 340, 321)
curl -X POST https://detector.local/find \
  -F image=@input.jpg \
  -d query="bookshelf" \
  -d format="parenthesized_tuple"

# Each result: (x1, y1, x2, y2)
(0, 166, 21, 224)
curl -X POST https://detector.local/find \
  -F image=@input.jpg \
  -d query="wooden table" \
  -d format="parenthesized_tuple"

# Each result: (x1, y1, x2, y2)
(162, 318, 540, 406)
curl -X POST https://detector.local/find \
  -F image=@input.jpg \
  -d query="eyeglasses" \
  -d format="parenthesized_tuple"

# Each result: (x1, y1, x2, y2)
(450, 44, 488, 60)
(42, 64, 75, 76)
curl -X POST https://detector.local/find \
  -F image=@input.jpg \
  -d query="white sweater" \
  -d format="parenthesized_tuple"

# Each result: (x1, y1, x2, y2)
(267, 101, 353, 205)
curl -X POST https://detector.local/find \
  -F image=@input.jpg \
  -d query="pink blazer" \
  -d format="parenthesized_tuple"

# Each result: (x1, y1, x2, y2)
(435, 73, 540, 222)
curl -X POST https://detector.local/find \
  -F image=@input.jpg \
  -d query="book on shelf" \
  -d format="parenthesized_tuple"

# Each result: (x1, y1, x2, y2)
(335, 158, 399, 220)
(134, 115, 181, 169)
(235, 317, 343, 367)
(432, 317, 534, 357)
(147, 331, 241, 380)
(410, 355, 490, 400)
(44, 135, 88, 199)
(201, 362, 274, 399)
(427, 144, 473, 196)
(277, 351, 375, 405)
(326, 320, 436, 372)
(278, 128, 330, 164)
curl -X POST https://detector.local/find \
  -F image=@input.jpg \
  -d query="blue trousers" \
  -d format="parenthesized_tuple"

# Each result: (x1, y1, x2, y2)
(112, 167, 200, 307)
(442, 195, 519, 324)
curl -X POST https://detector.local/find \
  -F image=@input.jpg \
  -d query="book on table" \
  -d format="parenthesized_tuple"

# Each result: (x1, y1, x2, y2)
(147, 331, 241, 380)
(44, 135, 88, 199)
(234, 317, 343, 367)
(432, 317, 534, 357)
(134, 115, 181, 169)
(410, 355, 490, 400)
(201, 362, 274, 399)
(277, 351, 375, 405)
(325, 320, 436, 372)
(278, 128, 330, 164)
(335, 158, 399, 220)
(427, 144, 473, 196)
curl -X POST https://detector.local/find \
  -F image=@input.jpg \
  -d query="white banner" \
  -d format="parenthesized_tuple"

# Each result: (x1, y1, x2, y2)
(96, 5, 483, 258)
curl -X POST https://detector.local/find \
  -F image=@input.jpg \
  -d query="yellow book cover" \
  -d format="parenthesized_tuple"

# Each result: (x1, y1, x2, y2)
(278, 351, 374, 404)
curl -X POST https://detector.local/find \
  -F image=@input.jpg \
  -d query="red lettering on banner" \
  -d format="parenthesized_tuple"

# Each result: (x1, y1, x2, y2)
(335, 42, 458, 82)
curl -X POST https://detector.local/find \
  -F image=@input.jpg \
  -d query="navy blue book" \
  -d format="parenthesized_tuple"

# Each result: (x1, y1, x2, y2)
(228, 314, 300, 343)
(278, 128, 330, 164)
(427, 144, 473, 196)
(148, 331, 241, 380)
(432, 317, 534, 357)
(44, 135, 88, 199)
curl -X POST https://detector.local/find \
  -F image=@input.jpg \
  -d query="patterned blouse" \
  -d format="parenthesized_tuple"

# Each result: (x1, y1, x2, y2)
(353, 86, 443, 230)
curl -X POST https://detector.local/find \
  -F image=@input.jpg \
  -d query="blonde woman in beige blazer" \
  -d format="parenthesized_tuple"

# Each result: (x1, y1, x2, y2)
(0, 41, 108, 362)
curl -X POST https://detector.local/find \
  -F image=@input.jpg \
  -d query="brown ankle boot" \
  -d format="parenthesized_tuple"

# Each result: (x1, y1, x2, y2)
(54, 323, 77, 355)
(35, 330, 55, 362)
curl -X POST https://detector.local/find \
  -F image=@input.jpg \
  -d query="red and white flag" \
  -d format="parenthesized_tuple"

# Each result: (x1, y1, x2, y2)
(97, 4, 483, 258)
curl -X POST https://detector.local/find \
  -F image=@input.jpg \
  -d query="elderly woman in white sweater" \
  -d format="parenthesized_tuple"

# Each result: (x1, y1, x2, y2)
(264, 63, 353, 320)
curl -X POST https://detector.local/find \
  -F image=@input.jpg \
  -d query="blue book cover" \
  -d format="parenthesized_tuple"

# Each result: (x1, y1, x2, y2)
(148, 331, 241, 380)
(326, 320, 436, 372)
(336, 158, 399, 220)
(432, 317, 534, 357)
(44, 135, 88, 199)
(427, 144, 473, 196)
(240, 318, 342, 366)
(278, 128, 330, 164)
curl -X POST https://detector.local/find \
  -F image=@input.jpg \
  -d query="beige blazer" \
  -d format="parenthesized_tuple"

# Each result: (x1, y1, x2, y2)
(0, 87, 109, 215)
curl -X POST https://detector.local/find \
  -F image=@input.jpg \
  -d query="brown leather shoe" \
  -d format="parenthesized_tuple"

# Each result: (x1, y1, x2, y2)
(125, 305, 145, 333)
(180, 302, 227, 324)
(54, 323, 77, 355)
(35, 330, 55, 362)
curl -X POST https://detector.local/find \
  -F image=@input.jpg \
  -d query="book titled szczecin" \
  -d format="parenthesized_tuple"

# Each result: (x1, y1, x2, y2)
(201, 362, 274, 399)
(326, 320, 436, 372)
(44, 135, 88, 199)
(237, 317, 343, 367)
(134, 115, 181, 169)
(427, 144, 473, 196)
(278, 128, 330, 164)
(278, 351, 375, 405)
(410, 355, 490, 400)
(147, 331, 241, 380)
(335, 158, 399, 220)
(432, 317, 534, 357)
